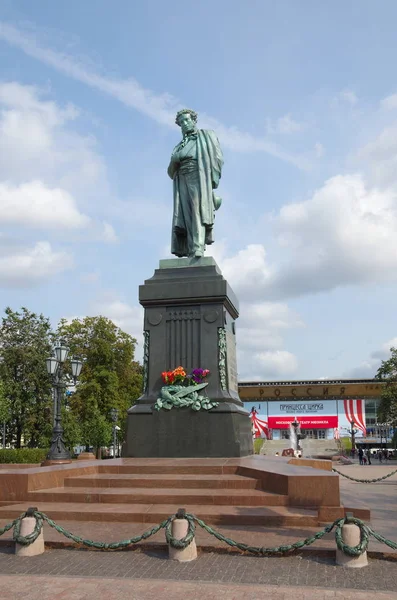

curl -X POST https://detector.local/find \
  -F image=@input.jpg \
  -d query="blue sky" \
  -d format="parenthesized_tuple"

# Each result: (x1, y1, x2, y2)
(1, 1, 397, 380)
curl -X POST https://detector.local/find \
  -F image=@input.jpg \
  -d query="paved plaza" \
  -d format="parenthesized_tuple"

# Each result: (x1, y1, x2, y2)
(0, 461, 396, 599)
(1, 548, 397, 599)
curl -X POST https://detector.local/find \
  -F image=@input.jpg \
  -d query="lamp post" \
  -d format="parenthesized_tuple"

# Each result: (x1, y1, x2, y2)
(376, 422, 389, 454)
(349, 420, 358, 454)
(45, 341, 83, 464)
(0, 356, 6, 448)
(110, 408, 119, 458)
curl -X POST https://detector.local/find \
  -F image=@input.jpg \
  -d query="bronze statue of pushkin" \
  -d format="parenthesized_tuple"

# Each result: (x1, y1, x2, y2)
(168, 109, 223, 258)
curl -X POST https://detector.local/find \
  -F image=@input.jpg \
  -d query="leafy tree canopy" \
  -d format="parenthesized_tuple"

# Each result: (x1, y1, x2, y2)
(0, 380, 10, 424)
(375, 346, 397, 426)
(0, 310, 143, 451)
(57, 316, 142, 440)
(0, 307, 54, 448)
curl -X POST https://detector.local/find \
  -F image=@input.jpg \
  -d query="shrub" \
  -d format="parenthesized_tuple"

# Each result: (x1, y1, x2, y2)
(340, 437, 352, 453)
(0, 448, 47, 464)
(254, 438, 265, 454)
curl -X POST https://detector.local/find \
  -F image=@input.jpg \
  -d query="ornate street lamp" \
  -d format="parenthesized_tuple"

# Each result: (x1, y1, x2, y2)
(45, 341, 83, 463)
(110, 408, 119, 459)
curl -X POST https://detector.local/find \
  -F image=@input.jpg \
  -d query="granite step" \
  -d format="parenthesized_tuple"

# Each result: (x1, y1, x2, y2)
(0, 502, 319, 526)
(27, 487, 289, 507)
(64, 474, 260, 489)
(96, 464, 237, 475)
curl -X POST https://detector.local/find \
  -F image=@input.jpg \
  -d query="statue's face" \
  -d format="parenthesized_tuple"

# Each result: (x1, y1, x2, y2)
(178, 113, 196, 136)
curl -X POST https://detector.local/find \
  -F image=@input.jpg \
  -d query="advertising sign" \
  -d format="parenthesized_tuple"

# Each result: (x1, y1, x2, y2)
(267, 415, 338, 429)
(267, 400, 338, 429)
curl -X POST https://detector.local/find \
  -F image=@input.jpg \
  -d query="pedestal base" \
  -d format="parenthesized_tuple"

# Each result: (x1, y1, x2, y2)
(41, 459, 73, 467)
(124, 257, 253, 458)
(77, 452, 96, 461)
(124, 404, 252, 458)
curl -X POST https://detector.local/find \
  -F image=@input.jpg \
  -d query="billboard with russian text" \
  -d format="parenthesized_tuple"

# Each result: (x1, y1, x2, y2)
(267, 400, 338, 429)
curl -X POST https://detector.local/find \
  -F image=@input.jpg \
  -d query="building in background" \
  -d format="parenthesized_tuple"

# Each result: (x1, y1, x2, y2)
(238, 379, 383, 442)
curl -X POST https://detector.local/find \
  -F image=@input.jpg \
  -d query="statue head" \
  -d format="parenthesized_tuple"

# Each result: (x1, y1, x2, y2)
(175, 109, 198, 136)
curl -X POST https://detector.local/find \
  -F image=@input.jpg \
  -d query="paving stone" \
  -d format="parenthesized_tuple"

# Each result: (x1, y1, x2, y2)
(1, 547, 397, 592)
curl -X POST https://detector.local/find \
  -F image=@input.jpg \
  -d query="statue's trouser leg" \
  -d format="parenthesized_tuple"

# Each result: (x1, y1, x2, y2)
(179, 172, 206, 257)
(205, 226, 214, 245)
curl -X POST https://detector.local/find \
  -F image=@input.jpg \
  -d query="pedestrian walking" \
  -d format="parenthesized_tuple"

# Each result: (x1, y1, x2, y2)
(358, 447, 364, 465)
(365, 449, 372, 465)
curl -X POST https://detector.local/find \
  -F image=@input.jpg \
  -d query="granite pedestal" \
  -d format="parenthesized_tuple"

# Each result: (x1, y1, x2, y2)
(124, 257, 253, 457)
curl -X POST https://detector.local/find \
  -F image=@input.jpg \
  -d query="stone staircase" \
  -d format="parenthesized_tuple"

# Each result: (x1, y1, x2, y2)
(0, 461, 323, 527)
(264, 439, 339, 457)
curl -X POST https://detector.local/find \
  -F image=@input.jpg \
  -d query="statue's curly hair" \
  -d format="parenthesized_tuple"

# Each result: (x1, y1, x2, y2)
(175, 108, 198, 125)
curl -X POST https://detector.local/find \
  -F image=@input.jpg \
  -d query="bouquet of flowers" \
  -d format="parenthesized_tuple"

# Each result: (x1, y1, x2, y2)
(156, 365, 216, 412)
(161, 366, 210, 386)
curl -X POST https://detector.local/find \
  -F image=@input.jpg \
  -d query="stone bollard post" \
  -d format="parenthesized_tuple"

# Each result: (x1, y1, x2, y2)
(336, 517, 368, 568)
(168, 509, 197, 562)
(15, 507, 45, 557)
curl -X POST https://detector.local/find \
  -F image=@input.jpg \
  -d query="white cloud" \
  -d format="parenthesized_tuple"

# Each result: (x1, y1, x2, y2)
(358, 123, 397, 187)
(79, 271, 100, 284)
(101, 222, 118, 243)
(252, 350, 298, 378)
(340, 90, 358, 106)
(266, 113, 305, 135)
(0, 80, 120, 256)
(274, 173, 397, 296)
(0, 81, 108, 203)
(0, 180, 89, 229)
(0, 22, 310, 169)
(213, 244, 273, 301)
(0, 81, 78, 122)
(343, 337, 397, 379)
(380, 94, 397, 110)
(236, 301, 303, 380)
(0, 241, 73, 287)
(314, 142, 325, 158)
(215, 174, 397, 302)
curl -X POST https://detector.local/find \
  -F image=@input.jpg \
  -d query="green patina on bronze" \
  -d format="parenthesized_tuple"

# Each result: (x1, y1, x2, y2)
(142, 331, 149, 393)
(168, 108, 223, 258)
(154, 382, 219, 412)
(218, 327, 227, 391)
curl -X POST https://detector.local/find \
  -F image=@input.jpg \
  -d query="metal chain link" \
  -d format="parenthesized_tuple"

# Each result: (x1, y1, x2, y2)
(1, 510, 396, 557)
(165, 514, 196, 549)
(192, 514, 336, 554)
(0, 516, 25, 538)
(13, 512, 43, 546)
(333, 467, 397, 483)
(38, 511, 173, 550)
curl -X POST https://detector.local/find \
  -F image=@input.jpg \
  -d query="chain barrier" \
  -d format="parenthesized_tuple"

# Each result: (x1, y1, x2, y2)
(333, 467, 397, 483)
(34, 511, 173, 550)
(1, 510, 397, 557)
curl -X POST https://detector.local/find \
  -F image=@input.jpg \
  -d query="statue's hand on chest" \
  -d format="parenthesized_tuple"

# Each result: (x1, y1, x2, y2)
(170, 147, 180, 164)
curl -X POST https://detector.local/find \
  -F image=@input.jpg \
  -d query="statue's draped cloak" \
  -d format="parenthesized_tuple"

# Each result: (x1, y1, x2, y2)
(171, 129, 223, 257)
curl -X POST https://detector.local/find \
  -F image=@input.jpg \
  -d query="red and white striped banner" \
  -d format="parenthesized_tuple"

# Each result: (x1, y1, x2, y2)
(343, 399, 366, 434)
(250, 411, 270, 439)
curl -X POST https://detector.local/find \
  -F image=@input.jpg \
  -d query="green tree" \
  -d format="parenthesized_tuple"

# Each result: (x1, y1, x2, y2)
(57, 316, 142, 442)
(375, 346, 397, 426)
(61, 406, 82, 451)
(81, 406, 112, 452)
(0, 307, 54, 448)
(0, 380, 10, 447)
(0, 380, 10, 423)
